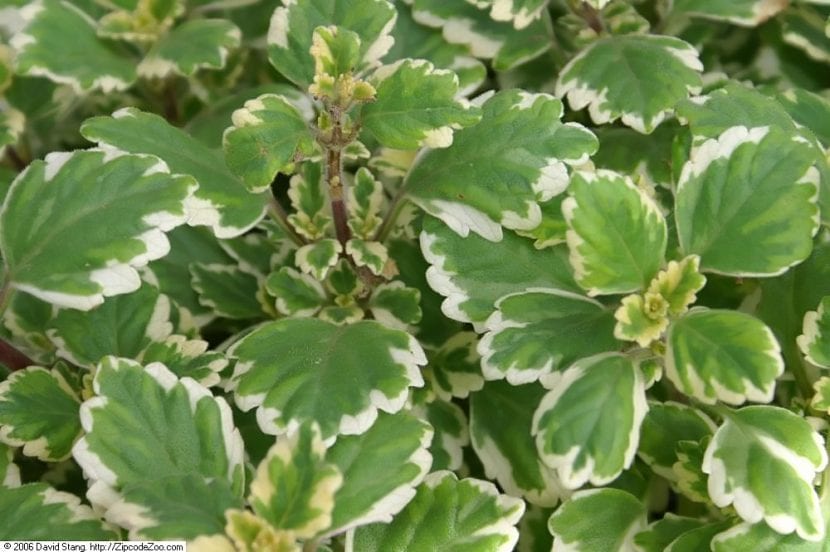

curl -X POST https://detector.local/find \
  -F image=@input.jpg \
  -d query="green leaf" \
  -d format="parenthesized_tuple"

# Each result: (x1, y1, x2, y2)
(703, 405, 827, 541)
(296, 239, 341, 280)
(420, 216, 580, 327)
(634, 514, 707, 552)
(346, 238, 388, 276)
(190, 263, 266, 320)
(479, 289, 619, 385)
(548, 488, 647, 551)
(673, 437, 710, 504)
(533, 353, 648, 488)
(11, 0, 136, 92)
(592, 124, 677, 189)
(266, 267, 327, 317)
(362, 59, 481, 149)
(325, 412, 432, 536)
(470, 381, 563, 507)
(470, 0, 550, 29)
(665, 309, 784, 405)
(350, 471, 525, 552)
(0, 483, 118, 539)
(0, 108, 24, 156)
(518, 504, 554, 552)
(368, 282, 422, 331)
(669, 0, 788, 26)
(81, 108, 267, 239)
(515, 195, 567, 249)
(410, 397, 467, 471)
(223, 94, 315, 193)
(778, 88, 830, 147)
(811, 377, 830, 412)
(288, 162, 331, 240)
(665, 521, 735, 552)
(249, 423, 342, 538)
(348, 167, 384, 239)
(0, 443, 19, 488)
(675, 126, 820, 276)
(556, 35, 702, 133)
(712, 521, 829, 551)
(73, 357, 245, 539)
(223, 510, 301, 552)
(407, 90, 597, 241)
(798, 296, 830, 368)
(138, 19, 241, 78)
(138, 335, 228, 388)
(0, 149, 194, 310)
(47, 284, 173, 368)
(425, 332, 484, 401)
(564, 169, 667, 295)
(637, 402, 715, 480)
(267, 0, 397, 87)
(228, 318, 425, 441)
(0, 366, 81, 461)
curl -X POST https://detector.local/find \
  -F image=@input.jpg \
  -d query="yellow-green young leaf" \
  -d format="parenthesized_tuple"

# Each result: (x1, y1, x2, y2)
(665, 309, 784, 405)
(228, 319, 425, 441)
(549, 489, 646, 551)
(11, 0, 136, 92)
(368, 282, 421, 331)
(648, 256, 706, 316)
(712, 521, 829, 551)
(138, 19, 241, 78)
(267, 0, 396, 87)
(614, 294, 670, 348)
(266, 267, 327, 317)
(425, 332, 484, 401)
(346, 239, 388, 276)
(249, 423, 343, 538)
(479, 290, 620, 385)
(47, 284, 174, 368)
(223, 94, 316, 193)
(350, 471, 525, 552)
(798, 297, 830, 368)
(323, 412, 432, 536)
(362, 59, 481, 150)
(81, 108, 267, 239)
(470, 381, 564, 507)
(420, 216, 580, 328)
(634, 514, 706, 552)
(810, 377, 830, 412)
(0, 483, 118, 539)
(670, 0, 790, 27)
(675, 126, 820, 276)
(190, 263, 266, 320)
(564, 170, 667, 296)
(223, 510, 301, 552)
(556, 35, 702, 134)
(0, 149, 194, 310)
(470, 0, 550, 29)
(410, 397, 467, 471)
(532, 353, 648, 489)
(296, 239, 341, 280)
(407, 91, 597, 241)
(72, 357, 245, 539)
(636, 402, 715, 481)
(289, 162, 331, 240)
(138, 335, 228, 388)
(0, 366, 81, 461)
(703, 406, 828, 541)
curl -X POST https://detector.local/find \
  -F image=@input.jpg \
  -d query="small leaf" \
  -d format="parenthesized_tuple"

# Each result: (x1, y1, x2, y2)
(288, 162, 331, 240)
(810, 377, 830, 412)
(228, 318, 425, 441)
(250, 423, 342, 538)
(266, 267, 327, 317)
(670, 0, 791, 27)
(637, 402, 715, 480)
(665, 521, 734, 552)
(470, 381, 564, 507)
(425, 332, 484, 401)
(350, 471, 525, 552)
(548, 488, 646, 552)
(0, 443, 19, 488)
(0, 149, 194, 310)
(407, 90, 597, 241)
(348, 167, 385, 239)
(798, 296, 830, 368)
(138, 19, 241, 78)
(614, 294, 670, 348)
(648, 255, 706, 316)
(224, 510, 301, 552)
(223, 94, 316, 193)
(665, 309, 784, 405)
(712, 521, 828, 551)
(515, 195, 568, 249)
(296, 239, 341, 280)
(0, 366, 81, 461)
(564, 169, 667, 295)
(12, 0, 136, 92)
(471, 0, 550, 29)
(479, 289, 619, 385)
(703, 406, 827, 541)
(368, 282, 422, 331)
(319, 305, 364, 325)
(81, 108, 267, 239)
(410, 397, 467, 471)
(533, 353, 648, 489)
(675, 126, 820, 276)
(346, 239, 388, 276)
(556, 35, 702, 133)
(634, 514, 706, 552)
(138, 335, 228, 388)
(190, 263, 266, 320)
(673, 437, 710, 504)
(778, 87, 830, 147)
(362, 59, 481, 149)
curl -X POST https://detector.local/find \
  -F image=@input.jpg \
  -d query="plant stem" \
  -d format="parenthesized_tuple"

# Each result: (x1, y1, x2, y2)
(325, 109, 352, 249)
(374, 183, 410, 244)
(267, 194, 307, 247)
(3, 146, 27, 172)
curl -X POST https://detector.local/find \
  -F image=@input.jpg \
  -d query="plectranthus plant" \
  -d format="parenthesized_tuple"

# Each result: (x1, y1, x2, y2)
(2, 0, 830, 550)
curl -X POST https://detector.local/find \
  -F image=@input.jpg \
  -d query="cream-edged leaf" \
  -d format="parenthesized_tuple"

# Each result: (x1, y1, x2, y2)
(798, 296, 830, 368)
(670, 0, 791, 27)
(549, 488, 647, 552)
(138, 19, 241, 78)
(190, 263, 266, 320)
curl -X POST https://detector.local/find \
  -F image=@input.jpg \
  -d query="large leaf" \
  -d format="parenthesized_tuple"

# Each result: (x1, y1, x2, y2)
(362, 59, 481, 149)
(0, 483, 118, 539)
(138, 18, 241, 78)
(637, 401, 715, 480)
(564, 169, 667, 295)
(703, 406, 827, 541)
(712, 522, 830, 551)
(0, 149, 194, 310)
(548, 488, 646, 552)
(798, 296, 830, 368)
(470, 381, 563, 507)
(228, 318, 425, 441)
(478, 289, 619, 385)
(349, 471, 525, 552)
(81, 108, 267, 239)
(267, 0, 396, 87)
(665, 309, 784, 405)
(532, 353, 648, 489)
(0, 366, 81, 461)
(72, 357, 245, 539)
(670, 0, 789, 26)
(324, 412, 432, 535)
(556, 35, 702, 133)
(190, 263, 266, 320)
(406, 90, 597, 241)
(675, 126, 820, 276)
(11, 0, 135, 92)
